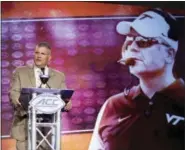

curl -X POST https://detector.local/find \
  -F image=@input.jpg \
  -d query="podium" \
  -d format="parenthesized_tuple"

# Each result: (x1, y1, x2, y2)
(20, 88, 73, 150)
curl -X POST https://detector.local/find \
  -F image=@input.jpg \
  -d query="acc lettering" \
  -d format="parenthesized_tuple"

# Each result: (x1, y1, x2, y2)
(37, 99, 58, 106)
(166, 113, 184, 125)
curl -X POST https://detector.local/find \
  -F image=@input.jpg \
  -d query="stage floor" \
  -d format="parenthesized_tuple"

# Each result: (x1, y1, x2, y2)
(2, 132, 92, 150)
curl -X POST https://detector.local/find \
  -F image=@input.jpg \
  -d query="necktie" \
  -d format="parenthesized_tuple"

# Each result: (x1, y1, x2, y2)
(40, 67, 47, 88)
(41, 68, 45, 75)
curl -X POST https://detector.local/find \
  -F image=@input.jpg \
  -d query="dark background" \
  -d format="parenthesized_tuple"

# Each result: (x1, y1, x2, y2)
(98, 1, 185, 10)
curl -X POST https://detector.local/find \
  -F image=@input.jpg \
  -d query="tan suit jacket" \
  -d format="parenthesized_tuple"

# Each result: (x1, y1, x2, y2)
(9, 65, 66, 141)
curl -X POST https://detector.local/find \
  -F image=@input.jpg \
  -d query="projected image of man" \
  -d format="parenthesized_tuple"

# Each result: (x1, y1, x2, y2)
(89, 8, 185, 150)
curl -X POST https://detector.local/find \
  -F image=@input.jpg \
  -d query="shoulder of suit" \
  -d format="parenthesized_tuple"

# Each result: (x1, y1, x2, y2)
(14, 65, 31, 73)
(49, 68, 65, 77)
(105, 85, 140, 109)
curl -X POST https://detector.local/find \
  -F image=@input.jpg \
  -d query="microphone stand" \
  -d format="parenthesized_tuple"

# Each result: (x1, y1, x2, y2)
(38, 74, 52, 122)
(39, 74, 51, 89)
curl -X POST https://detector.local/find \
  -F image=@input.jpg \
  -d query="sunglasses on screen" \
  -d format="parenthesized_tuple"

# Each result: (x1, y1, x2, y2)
(124, 36, 170, 50)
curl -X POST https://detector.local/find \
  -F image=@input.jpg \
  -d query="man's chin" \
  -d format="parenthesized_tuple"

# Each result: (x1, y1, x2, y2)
(130, 68, 163, 79)
(129, 67, 146, 77)
(35, 63, 45, 68)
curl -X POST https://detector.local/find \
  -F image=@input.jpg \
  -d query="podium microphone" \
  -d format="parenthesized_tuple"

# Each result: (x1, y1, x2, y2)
(39, 68, 51, 88)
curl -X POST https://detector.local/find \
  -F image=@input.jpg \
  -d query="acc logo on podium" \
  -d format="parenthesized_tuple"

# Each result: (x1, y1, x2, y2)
(30, 93, 65, 114)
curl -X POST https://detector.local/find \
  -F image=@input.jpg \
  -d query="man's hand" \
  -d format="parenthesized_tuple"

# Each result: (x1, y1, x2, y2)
(64, 100, 72, 111)
(15, 99, 22, 108)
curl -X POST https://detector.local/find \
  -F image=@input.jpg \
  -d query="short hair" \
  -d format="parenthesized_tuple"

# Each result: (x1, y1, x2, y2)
(37, 42, 51, 50)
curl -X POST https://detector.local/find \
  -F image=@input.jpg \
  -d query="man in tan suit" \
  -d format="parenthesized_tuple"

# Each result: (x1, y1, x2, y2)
(9, 42, 72, 150)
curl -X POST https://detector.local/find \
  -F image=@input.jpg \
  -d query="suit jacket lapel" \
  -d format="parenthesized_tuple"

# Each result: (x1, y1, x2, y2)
(47, 68, 55, 88)
(49, 68, 54, 77)
(28, 65, 36, 87)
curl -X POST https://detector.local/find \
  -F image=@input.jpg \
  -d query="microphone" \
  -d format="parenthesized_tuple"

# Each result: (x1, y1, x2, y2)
(39, 67, 51, 88)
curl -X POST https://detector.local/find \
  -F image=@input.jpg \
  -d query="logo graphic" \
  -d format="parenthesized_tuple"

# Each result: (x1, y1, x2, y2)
(30, 93, 65, 113)
(118, 115, 131, 123)
(166, 113, 184, 125)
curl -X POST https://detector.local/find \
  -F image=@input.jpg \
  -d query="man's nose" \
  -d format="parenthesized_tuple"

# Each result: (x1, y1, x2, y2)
(37, 53, 42, 58)
(128, 41, 139, 52)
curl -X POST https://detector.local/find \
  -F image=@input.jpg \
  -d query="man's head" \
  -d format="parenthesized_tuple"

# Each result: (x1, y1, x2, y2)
(34, 42, 51, 68)
(116, 8, 180, 77)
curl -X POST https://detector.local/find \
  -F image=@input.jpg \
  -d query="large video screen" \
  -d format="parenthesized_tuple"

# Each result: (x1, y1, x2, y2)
(1, 2, 184, 141)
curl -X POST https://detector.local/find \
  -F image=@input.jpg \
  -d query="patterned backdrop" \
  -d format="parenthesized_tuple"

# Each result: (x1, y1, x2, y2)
(2, 16, 183, 136)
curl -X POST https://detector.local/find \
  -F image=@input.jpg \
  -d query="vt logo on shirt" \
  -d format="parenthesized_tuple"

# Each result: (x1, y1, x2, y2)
(166, 113, 184, 125)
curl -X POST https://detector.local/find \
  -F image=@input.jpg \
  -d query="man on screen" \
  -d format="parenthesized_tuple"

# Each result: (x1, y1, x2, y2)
(89, 8, 185, 150)
(9, 42, 72, 150)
